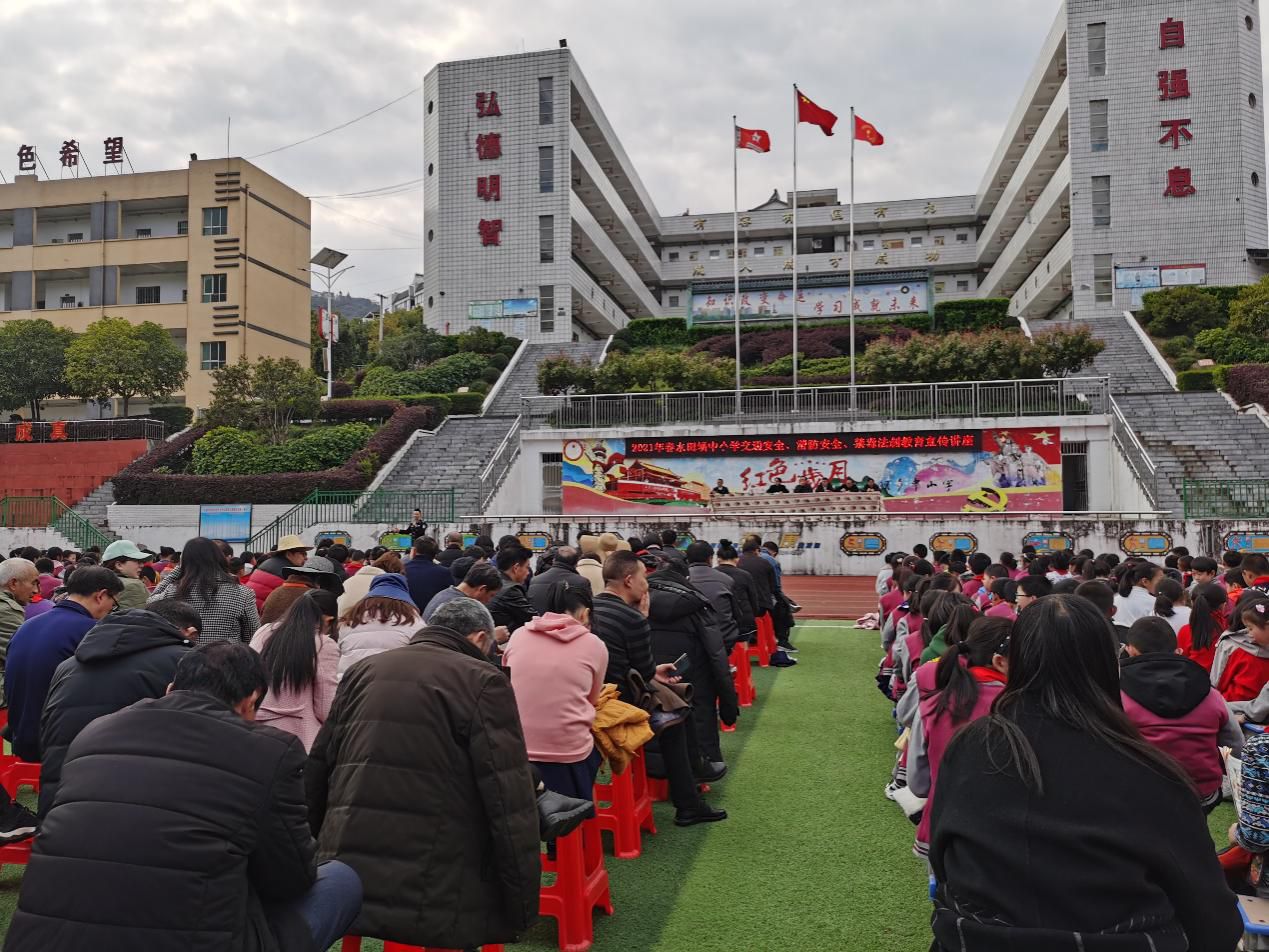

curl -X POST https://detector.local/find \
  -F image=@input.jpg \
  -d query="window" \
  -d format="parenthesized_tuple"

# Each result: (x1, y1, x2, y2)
(1088, 23, 1106, 77)
(539, 285, 555, 334)
(200, 341, 227, 371)
(538, 77, 554, 125)
(957, 279, 970, 292)
(539, 215, 554, 263)
(882, 238, 905, 250)
(773, 245, 784, 257)
(797, 235, 831, 254)
(202, 206, 227, 236)
(59, 294, 76, 309)
(688, 251, 698, 261)
(1089, 99, 1109, 151)
(753, 246, 765, 256)
(201, 273, 227, 303)
(177, 220, 188, 236)
(538, 146, 554, 193)
(668, 251, 679, 261)
(135, 286, 160, 305)
(956, 233, 969, 243)
(862, 239, 875, 249)
(933, 235, 945, 246)
(668, 295, 680, 307)
(934, 281, 946, 293)
(1091, 175, 1111, 226)
(1093, 254, 1114, 303)
(911, 236, 923, 246)
(135, 228, 151, 238)
(67, 232, 84, 242)
(709, 249, 720, 259)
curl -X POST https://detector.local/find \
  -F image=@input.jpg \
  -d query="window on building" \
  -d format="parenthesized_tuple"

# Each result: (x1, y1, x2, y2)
(797, 235, 832, 254)
(59, 294, 76, 309)
(957, 279, 970, 292)
(177, 220, 188, 236)
(668, 251, 679, 261)
(200, 341, 227, 371)
(1090, 99, 1109, 152)
(753, 246, 765, 256)
(882, 238, 905, 250)
(135, 286, 160, 305)
(67, 232, 84, 243)
(911, 236, 923, 246)
(709, 249, 720, 259)
(538, 77, 554, 125)
(1092, 175, 1111, 226)
(539, 215, 554, 263)
(956, 233, 969, 243)
(1088, 23, 1107, 77)
(1093, 254, 1114, 303)
(933, 235, 945, 246)
(668, 294, 680, 307)
(202, 206, 228, 236)
(539, 285, 555, 334)
(934, 281, 946, 293)
(539, 146, 554, 193)
(862, 239, 875, 249)
(773, 245, 784, 257)
(135, 228, 152, 239)
(201, 273, 227, 303)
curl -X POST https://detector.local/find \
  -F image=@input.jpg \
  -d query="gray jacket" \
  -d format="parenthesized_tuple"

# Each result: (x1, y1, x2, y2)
(687, 563, 741, 650)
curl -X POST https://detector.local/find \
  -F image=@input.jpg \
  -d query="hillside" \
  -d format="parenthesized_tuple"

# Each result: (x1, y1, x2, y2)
(310, 291, 379, 319)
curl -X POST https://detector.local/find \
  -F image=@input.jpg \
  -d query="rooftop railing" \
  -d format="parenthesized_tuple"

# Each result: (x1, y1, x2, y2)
(0, 419, 166, 444)
(1183, 480, 1269, 519)
(522, 377, 1111, 430)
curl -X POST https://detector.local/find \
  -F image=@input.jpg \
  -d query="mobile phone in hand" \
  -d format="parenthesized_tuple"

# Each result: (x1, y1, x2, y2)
(672, 653, 690, 677)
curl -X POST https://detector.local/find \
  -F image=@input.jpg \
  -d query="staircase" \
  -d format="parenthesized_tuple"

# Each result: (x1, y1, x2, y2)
(71, 480, 121, 542)
(374, 340, 610, 516)
(1034, 313, 1269, 513)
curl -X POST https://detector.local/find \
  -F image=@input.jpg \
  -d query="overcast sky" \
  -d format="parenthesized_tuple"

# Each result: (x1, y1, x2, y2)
(0, 0, 1258, 300)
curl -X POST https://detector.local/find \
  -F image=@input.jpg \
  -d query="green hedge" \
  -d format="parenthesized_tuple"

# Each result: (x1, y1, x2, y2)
(931, 299, 1012, 332)
(448, 391, 486, 414)
(190, 422, 375, 475)
(1176, 366, 1225, 392)
(138, 406, 194, 432)
(394, 391, 484, 415)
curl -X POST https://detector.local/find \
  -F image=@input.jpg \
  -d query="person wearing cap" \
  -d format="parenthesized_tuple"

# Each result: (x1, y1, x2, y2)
(102, 540, 153, 612)
(246, 534, 313, 614)
(576, 535, 605, 593)
(336, 573, 422, 677)
(260, 556, 343, 625)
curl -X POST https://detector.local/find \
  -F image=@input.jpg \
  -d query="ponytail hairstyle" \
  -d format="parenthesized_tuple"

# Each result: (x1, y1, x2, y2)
(1153, 577, 1185, 618)
(259, 590, 328, 695)
(924, 592, 976, 649)
(1188, 582, 1228, 652)
(1118, 561, 1161, 599)
(999, 551, 1018, 572)
(933, 616, 1013, 722)
(716, 539, 739, 561)
(916, 572, 960, 621)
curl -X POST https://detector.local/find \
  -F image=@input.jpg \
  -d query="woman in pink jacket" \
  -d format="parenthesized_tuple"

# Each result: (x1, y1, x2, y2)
(502, 583, 609, 799)
(249, 589, 339, 752)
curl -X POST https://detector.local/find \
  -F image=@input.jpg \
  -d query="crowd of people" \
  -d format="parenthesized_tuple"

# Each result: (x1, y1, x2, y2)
(873, 542, 1269, 950)
(0, 523, 800, 951)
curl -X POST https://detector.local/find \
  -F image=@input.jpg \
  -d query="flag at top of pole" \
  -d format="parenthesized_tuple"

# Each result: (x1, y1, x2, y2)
(854, 114, 885, 146)
(736, 127, 771, 153)
(797, 90, 838, 136)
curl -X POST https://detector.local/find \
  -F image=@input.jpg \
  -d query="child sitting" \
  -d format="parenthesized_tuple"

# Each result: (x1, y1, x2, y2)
(1153, 577, 1190, 636)
(1189, 555, 1220, 592)
(984, 578, 1018, 620)
(960, 552, 993, 599)
(1178, 582, 1227, 672)
(1211, 594, 1269, 706)
(1119, 617, 1242, 812)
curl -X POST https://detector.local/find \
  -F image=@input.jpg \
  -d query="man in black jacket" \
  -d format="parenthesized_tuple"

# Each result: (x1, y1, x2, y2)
(590, 551, 726, 827)
(685, 540, 741, 650)
(528, 545, 592, 614)
(435, 531, 464, 567)
(489, 544, 536, 633)
(7, 642, 362, 952)
(37, 599, 198, 817)
(716, 541, 759, 643)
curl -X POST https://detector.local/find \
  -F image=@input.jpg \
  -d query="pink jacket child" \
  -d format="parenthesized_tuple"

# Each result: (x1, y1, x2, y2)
(248, 624, 340, 752)
(503, 612, 609, 764)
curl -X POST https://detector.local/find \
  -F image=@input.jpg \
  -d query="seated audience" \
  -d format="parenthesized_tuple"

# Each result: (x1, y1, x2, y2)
(423, 560, 504, 622)
(245, 534, 313, 613)
(490, 544, 536, 632)
(250, 591, 340, 752)
(1178, 582, 1227, 671)
(336, 573, 420, 677)
(1211, 594, 1269, 704)
(337, 550, 401, 615)
(150, 537, 261, 644)
(404, 536, 454, 610)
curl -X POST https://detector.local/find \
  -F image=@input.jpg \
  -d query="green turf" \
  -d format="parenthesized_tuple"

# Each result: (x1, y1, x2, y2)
(0, 624, 1246, 950)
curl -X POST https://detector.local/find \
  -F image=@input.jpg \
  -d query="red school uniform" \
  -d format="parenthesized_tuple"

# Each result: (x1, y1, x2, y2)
(1216, 644, 1269, 702)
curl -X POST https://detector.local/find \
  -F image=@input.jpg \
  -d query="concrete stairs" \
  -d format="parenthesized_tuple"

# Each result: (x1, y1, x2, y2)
(69, 480, 121, 543)
(485, 339, 608, 418)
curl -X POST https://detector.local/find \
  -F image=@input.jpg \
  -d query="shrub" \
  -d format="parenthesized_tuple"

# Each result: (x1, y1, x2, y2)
(538, 355, 597, 395)
(318, 399, 404, 422)
(487, 352, 510, 371)
(613, 318, 693, 350)
(592, 350, 733, 393)
(1158, 337, 1200, 371)
(190, 423, 374, 476)
(411, 352, 490, 393)
(1138, 286, 1227, 337)
(1176, 366, 1223, 392)
(856, 328, 1103, 384)
(479, 365, 503, 384)
(448, 391, 486, 415)
(453, 326, 515, 355)
(932, 299, 1013, 332)
(396, 393, 453, 417)
(140, 405, 194, 432)
(468, 379, 491, 395)
(331, 380, 355, 398)
(1224, 364, 1269, 408)
(356, 365, 410, 397)
(1194, 327, 1269, 365)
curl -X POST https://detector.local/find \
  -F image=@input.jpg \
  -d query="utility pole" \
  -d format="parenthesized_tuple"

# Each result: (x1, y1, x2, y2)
(376, 292, 386, 343)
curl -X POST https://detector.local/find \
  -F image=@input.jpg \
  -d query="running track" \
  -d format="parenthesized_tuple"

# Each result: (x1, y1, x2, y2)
(782, 576, 876, 620)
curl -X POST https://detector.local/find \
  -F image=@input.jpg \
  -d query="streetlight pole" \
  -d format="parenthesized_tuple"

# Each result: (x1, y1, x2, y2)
(376, 292, 386, 344)
(309, 248, 351, 401)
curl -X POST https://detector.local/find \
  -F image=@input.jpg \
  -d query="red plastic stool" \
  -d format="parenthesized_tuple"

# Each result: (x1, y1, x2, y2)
(539, 820, 612, 952)
(342, 937, 503, 952)
(730, 642, 755, 707)
(0, 839, 31, 873)
(592, 748, 655, 859)
(646, 777, 710, 803)
(749, 615, 777, 667)
(1, 760, 39, 798)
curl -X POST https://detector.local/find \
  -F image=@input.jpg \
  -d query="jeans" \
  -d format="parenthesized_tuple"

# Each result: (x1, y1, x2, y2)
(263, 860, 363, 952)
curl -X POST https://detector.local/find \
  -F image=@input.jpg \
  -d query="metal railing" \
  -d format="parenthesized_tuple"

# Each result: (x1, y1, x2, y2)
(522, 377, 1111, 430)
(478, 415, 522, 513)
(1183, 479, 1269, 519)
(247, 489, 456, 552)
(0, 419, 166, 444)
(0, 496, 112, 550)
(1109, 396, 1159, 509)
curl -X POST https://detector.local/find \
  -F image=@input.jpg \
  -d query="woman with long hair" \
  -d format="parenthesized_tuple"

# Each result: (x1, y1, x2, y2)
(336, 573, 420, 677)
(149, 536, 260, 645)
(1178, 582, 1227, 672)
(929, 595, 1240, 950)
(337, 550, 404, 616)
(1114, 560, 1164, 626)
(1152, 576, 1190, 636)
(249, 590, 339, 751)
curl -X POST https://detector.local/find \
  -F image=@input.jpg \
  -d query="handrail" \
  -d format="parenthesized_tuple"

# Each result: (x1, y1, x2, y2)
(522, 376, 1111, 429)
(0, 495, 112, 550)
(246, 489, 456, 552)
(1108, 395, 1159, 508)
(1183, 479, 1269, 519)
(478, 415, 522, 513)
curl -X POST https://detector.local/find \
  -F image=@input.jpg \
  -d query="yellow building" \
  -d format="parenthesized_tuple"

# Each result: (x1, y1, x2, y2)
(0, 157, 311, 415)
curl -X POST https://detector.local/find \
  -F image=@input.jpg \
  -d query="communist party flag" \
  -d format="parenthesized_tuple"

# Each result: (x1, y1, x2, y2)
(736, 127, 771, 152)
(796, 90, 837, 136)
(854, 113, 885, 146)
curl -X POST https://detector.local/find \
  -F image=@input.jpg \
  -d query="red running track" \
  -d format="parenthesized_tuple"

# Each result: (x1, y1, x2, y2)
(782, 576, 877, 620)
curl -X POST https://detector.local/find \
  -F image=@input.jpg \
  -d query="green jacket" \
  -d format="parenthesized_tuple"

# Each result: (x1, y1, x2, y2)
(114, 577, 150, 613)
(0, 590, 25, 664)
(920, 624, 950, 667)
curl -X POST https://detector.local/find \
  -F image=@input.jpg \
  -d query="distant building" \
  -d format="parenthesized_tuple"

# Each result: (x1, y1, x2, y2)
(0, 157, 311, 416)
(387, 272, 425, 312)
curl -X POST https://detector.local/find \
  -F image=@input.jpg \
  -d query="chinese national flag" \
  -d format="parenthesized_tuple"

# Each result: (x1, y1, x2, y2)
(796, 90, 838, 136)
(736, 127, 771, 153)
(854, 114, 885, 146)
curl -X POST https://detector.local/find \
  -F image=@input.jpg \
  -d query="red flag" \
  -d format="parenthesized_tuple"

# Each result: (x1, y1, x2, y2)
(854, 114, 885, 146)
(796, 90, 837, 136)
(736, 127, 771, 153)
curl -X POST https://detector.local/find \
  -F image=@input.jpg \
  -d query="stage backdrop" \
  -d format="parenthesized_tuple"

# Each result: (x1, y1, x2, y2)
(561, 427, 1062, 514)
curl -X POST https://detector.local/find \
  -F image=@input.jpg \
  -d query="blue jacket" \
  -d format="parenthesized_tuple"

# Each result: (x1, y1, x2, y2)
(4, 600, 99, 761)
(405, 557, 454, 614)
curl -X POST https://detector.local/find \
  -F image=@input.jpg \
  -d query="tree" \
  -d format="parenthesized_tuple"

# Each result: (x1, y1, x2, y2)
(0, 319, 75, 419)
(310, 309, 372, 377)
(205, 358, 256, 428)
(250, 357, 323, 444)
(64, 317, 188, 416)
(1139, 286, 1225, 337)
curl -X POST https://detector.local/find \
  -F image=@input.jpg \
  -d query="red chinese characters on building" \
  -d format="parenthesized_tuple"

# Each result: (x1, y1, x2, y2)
(1158, 118, 1193, 149)
(1164, 166, 1197, 198)
(478, 219, 503, 246)
(1160, 17, 1185, 49)
(14, 422, 33, 442)
(475, 133, 501, 160)
(475, 91, 501, 118)
(1158, 69, 1190, 100)
(50, 421, 68, 441)
(477, 174, 501, 202)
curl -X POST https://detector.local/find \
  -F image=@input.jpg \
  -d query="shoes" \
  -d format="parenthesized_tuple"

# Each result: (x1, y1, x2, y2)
(0, 804, 37, 843)
(778, 643, 799, 654)
(694, 760, 728, 783)
(536, 789, 595, 842)
(789, 600, 802, 613)
(675, 802, 728, 827)
(770, 650, 798, 667)
(649, 709, 690, 734)
(884, 781, 903, 802)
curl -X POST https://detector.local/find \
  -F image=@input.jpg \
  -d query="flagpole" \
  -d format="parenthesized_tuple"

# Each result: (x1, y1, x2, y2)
(791, 84, 800, 399)
(733, 115, 742, 417)
(849, 106, 857, 418)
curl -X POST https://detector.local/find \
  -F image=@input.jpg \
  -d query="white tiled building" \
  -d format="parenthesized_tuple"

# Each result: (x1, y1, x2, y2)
(419, 1, 1268, 344)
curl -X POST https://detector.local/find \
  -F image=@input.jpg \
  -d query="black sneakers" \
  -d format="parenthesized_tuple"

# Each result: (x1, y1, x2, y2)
(693, 760, 728, 783)
(536, 789, 595, 842)
(674, 802, 728, 827)
(770, 650, 798, 667)
(0, 803, 38, 843)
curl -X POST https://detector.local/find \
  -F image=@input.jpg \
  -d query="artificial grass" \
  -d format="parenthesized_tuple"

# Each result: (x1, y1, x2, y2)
(0, 624, 1246, 951)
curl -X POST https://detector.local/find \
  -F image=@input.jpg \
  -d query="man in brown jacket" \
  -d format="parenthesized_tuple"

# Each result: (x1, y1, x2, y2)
(306, 596, 540, 949)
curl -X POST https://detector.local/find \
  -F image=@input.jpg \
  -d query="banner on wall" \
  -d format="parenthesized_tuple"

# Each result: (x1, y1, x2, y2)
(691, 281, 928, 323)
(199, 504, 251, 543)
(561, 427, 1062, 515)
